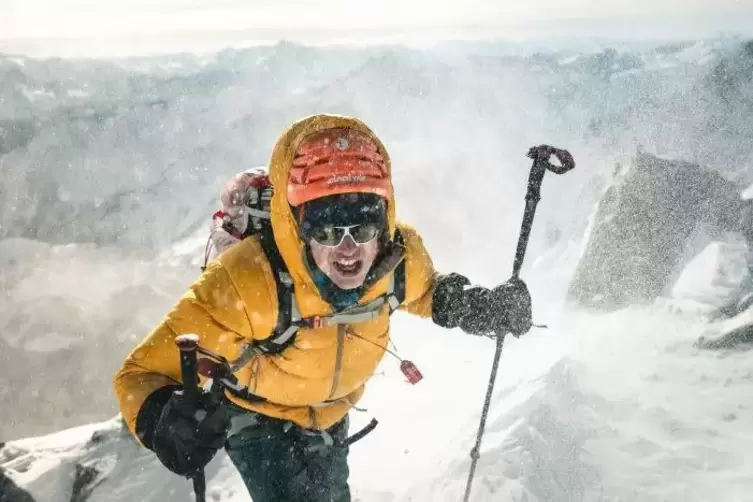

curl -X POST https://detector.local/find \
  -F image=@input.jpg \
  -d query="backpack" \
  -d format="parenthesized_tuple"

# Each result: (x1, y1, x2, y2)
(202, 167, 274, 267)
(201, 168, 407, 364)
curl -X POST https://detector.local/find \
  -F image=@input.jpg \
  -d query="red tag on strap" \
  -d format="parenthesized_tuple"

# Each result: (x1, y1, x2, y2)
(400, 360, 423, 384)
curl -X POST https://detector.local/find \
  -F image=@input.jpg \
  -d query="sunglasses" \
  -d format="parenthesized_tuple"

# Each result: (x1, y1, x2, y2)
(309, 223, 381, 247)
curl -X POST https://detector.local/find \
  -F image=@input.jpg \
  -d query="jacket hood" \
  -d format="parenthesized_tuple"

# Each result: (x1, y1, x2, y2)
(267, 114, 396, 290)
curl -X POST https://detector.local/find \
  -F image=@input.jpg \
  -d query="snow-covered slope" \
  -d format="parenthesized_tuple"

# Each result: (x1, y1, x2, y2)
(4, 306, 753, 501)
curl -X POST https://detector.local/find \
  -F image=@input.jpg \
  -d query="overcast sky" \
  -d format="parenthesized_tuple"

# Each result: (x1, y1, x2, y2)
(2, 0, 753, 57)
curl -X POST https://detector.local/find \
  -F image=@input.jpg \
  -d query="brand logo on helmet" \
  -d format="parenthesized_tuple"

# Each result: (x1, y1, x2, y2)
(335, 137, 349, 151)
(327, 173, 366, 186)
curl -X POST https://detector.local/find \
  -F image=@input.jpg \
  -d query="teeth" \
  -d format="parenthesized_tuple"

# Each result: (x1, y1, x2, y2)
(338, 258, 357, 266)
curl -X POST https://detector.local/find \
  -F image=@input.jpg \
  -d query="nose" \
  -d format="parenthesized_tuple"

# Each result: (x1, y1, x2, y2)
(337, 234, 358, 253)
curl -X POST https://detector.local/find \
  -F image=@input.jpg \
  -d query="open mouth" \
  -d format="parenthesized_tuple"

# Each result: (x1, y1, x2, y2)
(333, 258, 363, 276)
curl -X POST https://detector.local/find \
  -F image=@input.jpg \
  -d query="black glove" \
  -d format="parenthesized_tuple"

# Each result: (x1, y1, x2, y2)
(151, 388, 230, 477)
(491, 278, 533, 337)
(432, 273, 533, 337)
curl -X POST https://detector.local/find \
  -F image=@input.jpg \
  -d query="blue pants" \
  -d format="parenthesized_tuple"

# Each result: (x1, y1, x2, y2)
(224, 410, 351, 502)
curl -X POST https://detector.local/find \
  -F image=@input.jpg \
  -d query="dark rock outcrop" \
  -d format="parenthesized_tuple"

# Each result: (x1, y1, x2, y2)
(696, 304, 753, 350)
(567, 150, 746, 310)
(0, 468, 35, 502)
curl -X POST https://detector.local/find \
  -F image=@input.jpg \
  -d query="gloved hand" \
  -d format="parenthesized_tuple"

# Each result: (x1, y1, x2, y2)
(491, 278, 533, 337)
(432, 273, 533, 337)
(151, 388, 230, 477)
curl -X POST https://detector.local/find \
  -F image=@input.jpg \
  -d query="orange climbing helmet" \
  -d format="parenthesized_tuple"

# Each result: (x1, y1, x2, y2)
(287, 127, 391, 207)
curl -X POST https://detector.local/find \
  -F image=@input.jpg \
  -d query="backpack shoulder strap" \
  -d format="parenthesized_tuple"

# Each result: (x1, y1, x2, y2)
(254, 225, 301, 352)
(229, 229, 297, 370)
(389, 228, 407, 309)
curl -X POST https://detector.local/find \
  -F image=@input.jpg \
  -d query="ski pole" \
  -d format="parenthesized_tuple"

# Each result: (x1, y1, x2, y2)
(175, 334, 207, 502)
(463, 145, 575, 502)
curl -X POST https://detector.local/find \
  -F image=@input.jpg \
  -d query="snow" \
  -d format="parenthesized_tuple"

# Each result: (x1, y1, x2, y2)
(743, 184, 753, 201)
(20, 86, 55, 102)
(670, 235, 750, 314)
(2, 35, 753, 502)
(66, 89, 90, 98)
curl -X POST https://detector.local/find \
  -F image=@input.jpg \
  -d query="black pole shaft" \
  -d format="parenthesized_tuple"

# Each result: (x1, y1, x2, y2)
(192, 475, 207, 502)
(463, 153, 554, 501)
(176, 335, 206, 502)
(462, 331, 505, 502)
(512, 160, 546, 279)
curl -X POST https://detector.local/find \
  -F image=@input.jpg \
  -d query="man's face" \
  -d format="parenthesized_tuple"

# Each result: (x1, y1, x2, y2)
(309, 224, 381, 290)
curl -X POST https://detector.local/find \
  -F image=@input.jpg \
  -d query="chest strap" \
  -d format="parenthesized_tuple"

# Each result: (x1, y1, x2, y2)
(229, 272, 402, 372)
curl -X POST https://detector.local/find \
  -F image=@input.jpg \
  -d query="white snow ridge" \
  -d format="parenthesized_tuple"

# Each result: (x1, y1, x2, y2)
(416, 359, 602, 501)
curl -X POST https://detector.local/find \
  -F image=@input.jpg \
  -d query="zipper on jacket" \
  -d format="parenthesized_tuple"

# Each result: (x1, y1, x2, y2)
(328, 324, 346, 399)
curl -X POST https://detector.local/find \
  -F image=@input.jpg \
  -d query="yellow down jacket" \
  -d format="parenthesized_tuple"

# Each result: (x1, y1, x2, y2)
(114, 114, 439, 441)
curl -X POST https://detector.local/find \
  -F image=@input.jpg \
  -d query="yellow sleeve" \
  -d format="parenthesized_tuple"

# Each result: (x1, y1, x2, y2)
(396, 223, 439, 318)
(113, 259, 253, 441)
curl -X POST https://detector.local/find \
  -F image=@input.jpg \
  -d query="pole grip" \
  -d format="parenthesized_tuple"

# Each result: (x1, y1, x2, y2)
(176, 334, 200, 402)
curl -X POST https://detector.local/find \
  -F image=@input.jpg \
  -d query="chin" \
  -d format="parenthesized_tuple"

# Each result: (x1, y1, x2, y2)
(332, 275, 367, 290)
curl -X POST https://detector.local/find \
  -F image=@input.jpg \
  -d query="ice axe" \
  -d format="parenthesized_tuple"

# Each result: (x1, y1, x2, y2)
(462, 145, 575, 502)
(175, 334, 207, 502)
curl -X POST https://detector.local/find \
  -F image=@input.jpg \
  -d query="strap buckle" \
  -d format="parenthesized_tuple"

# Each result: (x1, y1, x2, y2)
(298, 315, 323, 329)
